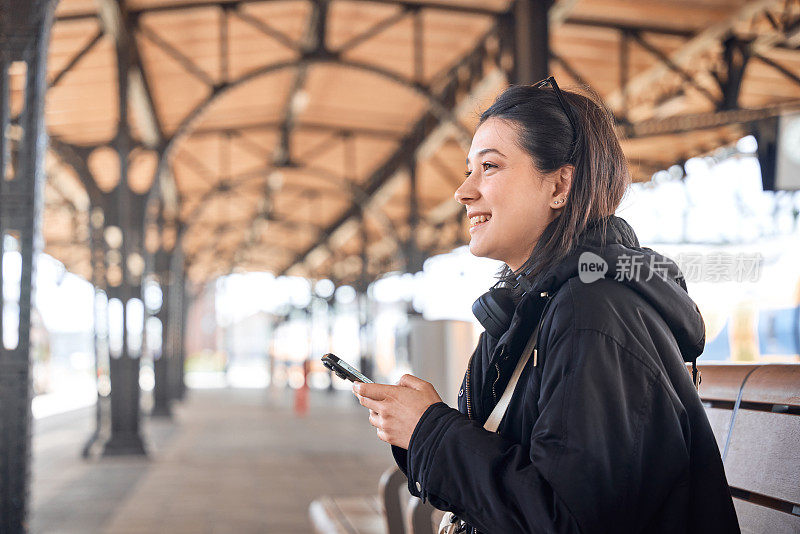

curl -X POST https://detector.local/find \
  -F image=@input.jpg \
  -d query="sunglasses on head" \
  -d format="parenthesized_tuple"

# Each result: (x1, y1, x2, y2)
(532, 76, 578, 136)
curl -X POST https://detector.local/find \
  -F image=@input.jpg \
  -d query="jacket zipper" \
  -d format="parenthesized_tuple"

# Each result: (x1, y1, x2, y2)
(490, 343, 507, 403)
(465, 355, 473, 420)
(491, 361, 501, 402)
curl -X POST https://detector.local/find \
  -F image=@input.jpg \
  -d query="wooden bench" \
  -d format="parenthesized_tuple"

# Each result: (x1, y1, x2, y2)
(309, 466, 443, 534)
(697, 364, 800, 533)
(311, 364, 799, 533)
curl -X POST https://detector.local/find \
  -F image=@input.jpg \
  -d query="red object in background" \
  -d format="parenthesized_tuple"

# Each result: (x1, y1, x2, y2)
(294, 360, 310, 416)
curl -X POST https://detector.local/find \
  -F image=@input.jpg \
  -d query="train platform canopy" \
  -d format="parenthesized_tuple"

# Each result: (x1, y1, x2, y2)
(27, 0, 800, 285)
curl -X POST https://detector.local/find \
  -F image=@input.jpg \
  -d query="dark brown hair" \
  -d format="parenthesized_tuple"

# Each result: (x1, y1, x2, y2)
(479, 83, 630, 294)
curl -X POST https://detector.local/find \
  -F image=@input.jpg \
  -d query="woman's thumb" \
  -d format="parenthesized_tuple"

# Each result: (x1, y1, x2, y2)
(397, 373, 428, 391)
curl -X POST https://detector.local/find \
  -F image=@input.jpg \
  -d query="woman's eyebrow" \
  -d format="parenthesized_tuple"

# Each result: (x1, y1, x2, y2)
(466, 148, 507, 165)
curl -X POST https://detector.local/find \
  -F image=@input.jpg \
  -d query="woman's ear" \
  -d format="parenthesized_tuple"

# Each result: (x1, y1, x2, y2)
(550, 165, 573, 209)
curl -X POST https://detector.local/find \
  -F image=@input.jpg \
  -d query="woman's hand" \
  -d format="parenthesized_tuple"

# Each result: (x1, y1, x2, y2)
(353, 374, 443, 450)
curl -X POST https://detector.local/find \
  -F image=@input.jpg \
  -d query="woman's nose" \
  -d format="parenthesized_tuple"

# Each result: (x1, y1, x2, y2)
(454, 175, 478, 205)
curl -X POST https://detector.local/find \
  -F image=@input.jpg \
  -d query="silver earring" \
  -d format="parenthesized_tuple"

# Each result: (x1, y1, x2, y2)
(554, 199, 565, 205)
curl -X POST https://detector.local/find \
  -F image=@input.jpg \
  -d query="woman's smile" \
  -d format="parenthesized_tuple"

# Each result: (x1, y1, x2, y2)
(468, 213, 492, 233)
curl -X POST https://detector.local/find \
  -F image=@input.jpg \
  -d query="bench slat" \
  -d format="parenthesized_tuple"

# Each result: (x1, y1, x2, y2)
(733, 498, 800, 534)
(310, 496, 386, 534)
(696, 365, 759, 402)
(725, 410, 800, 504)
(741, 365, 800, 407)
(310, 497, 355, 534)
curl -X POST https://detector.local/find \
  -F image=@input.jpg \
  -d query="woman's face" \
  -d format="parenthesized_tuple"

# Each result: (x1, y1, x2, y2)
(455, 117, 567, 271)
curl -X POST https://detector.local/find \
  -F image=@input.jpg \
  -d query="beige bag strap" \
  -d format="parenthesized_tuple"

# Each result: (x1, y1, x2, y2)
(438, 317, 545, 534)
(483, 328, 538, 433)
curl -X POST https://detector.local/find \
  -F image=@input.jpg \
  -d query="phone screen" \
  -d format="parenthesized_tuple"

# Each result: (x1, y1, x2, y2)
(322, 354, 373, 383)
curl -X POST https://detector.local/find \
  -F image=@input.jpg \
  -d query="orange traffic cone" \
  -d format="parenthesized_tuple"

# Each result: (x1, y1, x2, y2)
(294, 361, 310, 416)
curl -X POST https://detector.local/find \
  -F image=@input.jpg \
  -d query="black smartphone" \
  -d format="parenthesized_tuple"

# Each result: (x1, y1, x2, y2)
(321, 353, 373, 384)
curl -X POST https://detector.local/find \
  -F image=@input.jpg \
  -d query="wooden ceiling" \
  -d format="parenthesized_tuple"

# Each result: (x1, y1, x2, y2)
(37, 0, 800, 284)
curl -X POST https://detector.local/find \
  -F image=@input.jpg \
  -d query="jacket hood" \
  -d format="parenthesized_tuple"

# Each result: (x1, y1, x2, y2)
(531, 216, 706, 361)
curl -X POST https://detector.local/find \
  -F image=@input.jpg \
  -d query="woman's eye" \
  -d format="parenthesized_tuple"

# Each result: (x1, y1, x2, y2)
(464, 163, 496, 177)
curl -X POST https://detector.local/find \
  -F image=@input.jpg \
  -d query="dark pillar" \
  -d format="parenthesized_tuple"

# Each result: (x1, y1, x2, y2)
(355, 214, 373, 379)
(102, 10, 148, 455)
(513, 0, 552, 84)
(0, 0, 54, 529)
(325, 294, 336, 393)
(151, 245, 172, 417)
(167, 259, 188, 402)
(102, 210, 148, 455)
(82, 203, 113, 457)
(404, 158, 424, 273)
(357, 289, 373, 380)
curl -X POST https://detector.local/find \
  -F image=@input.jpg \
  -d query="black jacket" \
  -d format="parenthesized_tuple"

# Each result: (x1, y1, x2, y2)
(392, 216, 740, 533)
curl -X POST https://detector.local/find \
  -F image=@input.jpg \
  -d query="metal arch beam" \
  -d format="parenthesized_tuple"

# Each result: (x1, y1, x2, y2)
(180, 188, 405, 282)
(185, 124, 401, 179)
(273, 0, 328, 167)
(157, 53, 476, 274)
(190, 120, 404, 140)
(178, 160, 405, 258)
(178, 171, 270, 226)
(96, 0, 163, 148)
(753, 52, 800, 89)
(55, 0, 800, 48)
(57, 0, 503, 22)
(299, 163, 404, 249)
(184, 233, 290, 268)
(47, 136, 103, 205)
(48, 28, 104, 88)
(627, 30, 720, 107)
(562, 17, 696, 38)
(229, 6, 301, 53)
(175, 176, 402, 278)
(175, 159, 357, 227)
(174, 149, 221, 188)
(181, 183, 258, 226)
(156, 56, 473, 177)
(549, 51, 592, 88)
(565, 14, 793, 49)
(186, 216, 322, 237)
(604, 0, 785, 112)
(137, 23, 216, 87)
(335, 5, 413, 55)
(44, 138, 145, 153)
(184, 233, 292, 272)
(619, 100, 800, 138)
(95, 0, 179, 228)
(59, 6, 717, 36)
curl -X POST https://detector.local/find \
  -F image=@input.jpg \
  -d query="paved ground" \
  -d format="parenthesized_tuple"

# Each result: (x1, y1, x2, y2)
(30, 388, 394, 533)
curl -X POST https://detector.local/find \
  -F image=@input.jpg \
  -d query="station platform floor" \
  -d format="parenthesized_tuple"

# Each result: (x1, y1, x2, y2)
(30, 387, 394, 533)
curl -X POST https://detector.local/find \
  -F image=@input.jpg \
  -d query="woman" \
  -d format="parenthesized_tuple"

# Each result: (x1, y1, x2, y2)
(353, 79, 740, 533)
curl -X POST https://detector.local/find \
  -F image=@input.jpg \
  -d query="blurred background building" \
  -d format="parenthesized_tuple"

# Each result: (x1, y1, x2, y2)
(1, 0, 799, 532)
